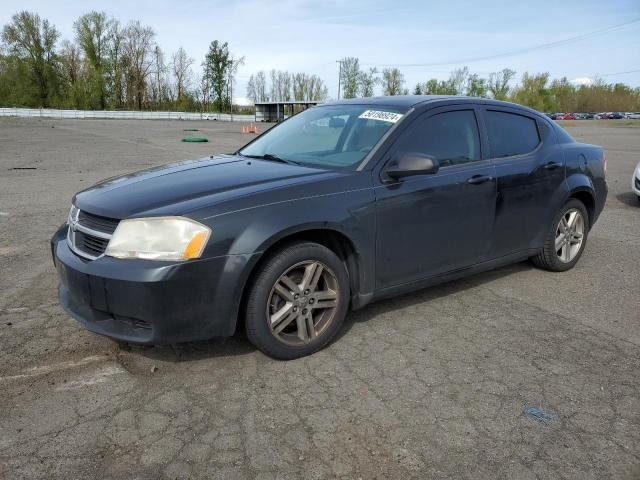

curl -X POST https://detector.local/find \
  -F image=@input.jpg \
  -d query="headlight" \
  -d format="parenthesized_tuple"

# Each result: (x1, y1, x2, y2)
(105, 216, 211, 261)
(68, 205, 79, 224)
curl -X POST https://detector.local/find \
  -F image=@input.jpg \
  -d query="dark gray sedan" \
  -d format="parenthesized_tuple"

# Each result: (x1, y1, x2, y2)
(52, 96, 607, 359)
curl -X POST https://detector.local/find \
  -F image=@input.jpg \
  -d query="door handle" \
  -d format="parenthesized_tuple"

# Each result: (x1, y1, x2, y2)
(544, 161, 563, 170)
(466, 174, 493, 185)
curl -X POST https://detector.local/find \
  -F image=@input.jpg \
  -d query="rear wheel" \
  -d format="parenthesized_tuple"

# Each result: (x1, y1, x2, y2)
(245, 242, 350, 359)
(531, 199, 589, 272)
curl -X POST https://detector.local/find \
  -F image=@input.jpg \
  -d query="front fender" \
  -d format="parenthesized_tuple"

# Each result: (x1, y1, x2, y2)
(193, 186, 377, 312)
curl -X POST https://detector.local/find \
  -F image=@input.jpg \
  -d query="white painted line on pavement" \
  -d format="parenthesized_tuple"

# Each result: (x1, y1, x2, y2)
(54, 365, 126, 391)
(0, 354, 110, 382)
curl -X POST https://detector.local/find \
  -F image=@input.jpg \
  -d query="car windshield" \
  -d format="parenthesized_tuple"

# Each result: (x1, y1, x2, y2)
(239, 105, 405, 168)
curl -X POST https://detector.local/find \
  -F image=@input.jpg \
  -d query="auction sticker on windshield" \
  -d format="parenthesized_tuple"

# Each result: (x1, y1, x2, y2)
(358, 110, 403, 123)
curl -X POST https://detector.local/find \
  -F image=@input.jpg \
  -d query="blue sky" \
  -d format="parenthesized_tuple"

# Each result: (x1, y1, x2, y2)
(1, 0, 639, 101)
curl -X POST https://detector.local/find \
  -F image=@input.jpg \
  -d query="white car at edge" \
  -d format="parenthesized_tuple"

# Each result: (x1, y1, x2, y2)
(633, 161, 640, 203)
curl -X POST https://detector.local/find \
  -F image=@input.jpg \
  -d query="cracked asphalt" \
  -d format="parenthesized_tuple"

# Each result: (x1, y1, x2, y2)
(0, 118, 639, 479)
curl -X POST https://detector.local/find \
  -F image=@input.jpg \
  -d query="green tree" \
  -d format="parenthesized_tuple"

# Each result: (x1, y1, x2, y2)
(466, 73, 487, 98)
(106, 19, 125, 108)
(59, 39, 87, 108)
(292, 72, 310, 101)
(172, 46, 193, 106)
(122, 20, 155, 110)
(548, 77, 576, 112)
(268, 69, 292, 101)
(74, 11, 109, 109)
(307, 74, 328, 101)
(382, 68, 404, 96)
(4, 10, 640, 114)
(0, 53, 33, 106)
(511, 72, 552, 111)
(226, 54, 244, 113)
(150, 45, 170, 108)
(421, 78, 456, 95)
(203, 40, 230, 112)
(488, 68, 515, 100)
(2, 11, 60, 107)
(358, 67, 378, 97)
(449, 67, 469, 95)
(339, 56, 360, 99)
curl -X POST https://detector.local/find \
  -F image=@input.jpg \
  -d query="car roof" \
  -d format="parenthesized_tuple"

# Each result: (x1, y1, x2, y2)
(321, 95, 544, 116)
(322, 95, 453, 108)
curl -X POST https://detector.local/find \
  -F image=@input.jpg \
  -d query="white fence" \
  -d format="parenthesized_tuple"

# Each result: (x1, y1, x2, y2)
(0, 107, 255, 122)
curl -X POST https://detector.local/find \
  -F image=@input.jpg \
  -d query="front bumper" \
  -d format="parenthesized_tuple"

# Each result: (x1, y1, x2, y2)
(51, 225, 258, 344)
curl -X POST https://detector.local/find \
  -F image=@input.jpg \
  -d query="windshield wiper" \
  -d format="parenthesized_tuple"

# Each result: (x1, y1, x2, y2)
(242, 153, 300, 165)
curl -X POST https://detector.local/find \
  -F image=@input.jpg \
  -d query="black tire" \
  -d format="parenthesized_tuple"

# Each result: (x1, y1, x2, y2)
(531, 199, 590, 272)
(245, 241, 350, 360)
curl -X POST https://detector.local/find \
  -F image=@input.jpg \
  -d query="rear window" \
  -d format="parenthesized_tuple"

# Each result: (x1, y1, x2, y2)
(486, 110, 540, 158)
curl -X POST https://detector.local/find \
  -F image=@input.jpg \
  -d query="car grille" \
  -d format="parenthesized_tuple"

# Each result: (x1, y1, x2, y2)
(77, 210, 119, 234)
(67, 206, 119, 260)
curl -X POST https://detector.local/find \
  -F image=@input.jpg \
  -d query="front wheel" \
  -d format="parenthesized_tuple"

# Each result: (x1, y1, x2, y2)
(531, 199, 590, 272)
(245, 242, 350, 359)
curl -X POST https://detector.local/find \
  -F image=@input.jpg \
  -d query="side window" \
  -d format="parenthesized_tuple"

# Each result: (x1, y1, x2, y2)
(400, 110, 481, 167)
(486, 110, 540, 158)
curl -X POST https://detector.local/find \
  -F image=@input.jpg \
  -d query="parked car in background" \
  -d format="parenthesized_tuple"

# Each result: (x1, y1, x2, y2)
(633, 162, 640, 203)
(560, 114, 576, 120)
(51, 96, 608, 359)
(609, 112, 625, 119)
(625, 112, 640, 119)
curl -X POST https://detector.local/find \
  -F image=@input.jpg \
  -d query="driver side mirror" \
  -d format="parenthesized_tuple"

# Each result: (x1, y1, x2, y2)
(386, 152, 439, 179)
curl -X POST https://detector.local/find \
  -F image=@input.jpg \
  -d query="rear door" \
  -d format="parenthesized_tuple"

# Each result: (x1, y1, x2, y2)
(374, 106, 497, 289)
(482, 107, 565, 257)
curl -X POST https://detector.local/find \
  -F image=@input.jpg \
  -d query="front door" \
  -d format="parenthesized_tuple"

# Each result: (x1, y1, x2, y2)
(374, 107, 497, 290)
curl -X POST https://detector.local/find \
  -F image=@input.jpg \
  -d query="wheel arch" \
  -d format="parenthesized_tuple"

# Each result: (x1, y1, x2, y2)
(234, 226, 363, 335)
(568, 189, 595, 227)
(565, 172, 596, 226)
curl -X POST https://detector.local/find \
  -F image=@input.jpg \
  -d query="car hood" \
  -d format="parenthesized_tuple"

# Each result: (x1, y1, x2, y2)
(73, 154, 339, 219)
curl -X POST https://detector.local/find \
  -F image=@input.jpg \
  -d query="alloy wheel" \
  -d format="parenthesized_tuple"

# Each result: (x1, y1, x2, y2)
(555, 208, 585, 263)
(266, 260, 339, 346)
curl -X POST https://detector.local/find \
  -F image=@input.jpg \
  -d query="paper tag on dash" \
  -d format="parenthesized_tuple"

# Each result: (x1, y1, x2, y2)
(358, 110, 403, 123)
